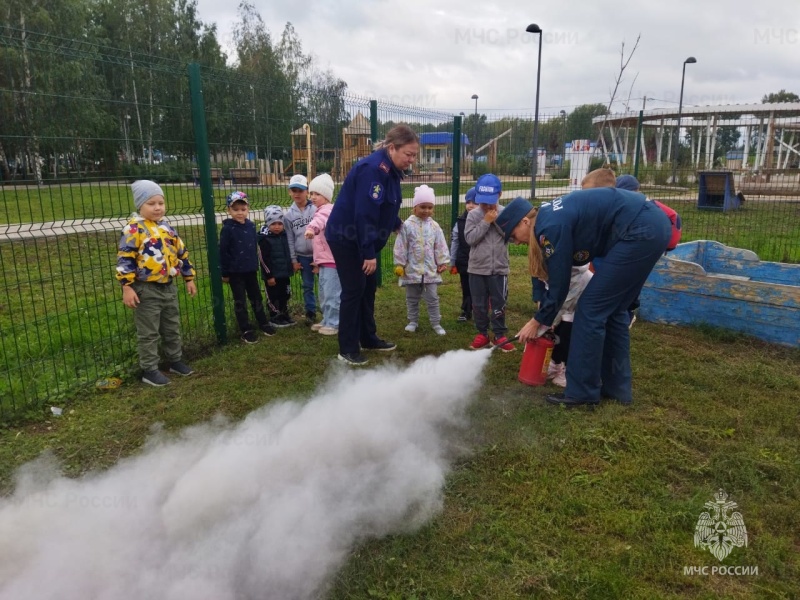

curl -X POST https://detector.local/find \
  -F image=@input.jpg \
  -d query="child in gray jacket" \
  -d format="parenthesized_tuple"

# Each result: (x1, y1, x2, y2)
(464, 173, 515, 352)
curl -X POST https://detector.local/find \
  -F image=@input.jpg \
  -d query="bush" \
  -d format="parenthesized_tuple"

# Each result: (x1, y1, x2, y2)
(550, 160, 570, 180)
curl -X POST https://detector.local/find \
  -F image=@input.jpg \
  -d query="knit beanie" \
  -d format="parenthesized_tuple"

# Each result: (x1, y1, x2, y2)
(131, 180, 164, 210)
(308, 173, 334, 201)
(615, 174, 640, 191)
(413, 184, 436, 207)
(263, 205, 285, 228)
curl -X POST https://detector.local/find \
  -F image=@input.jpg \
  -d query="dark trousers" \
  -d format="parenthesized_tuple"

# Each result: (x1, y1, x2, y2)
(265, 277, 291, 318)
(469, 273, 508, 337)
(457, 263, 471, 316)
(228, 272, 269, 333)
(551, 320, 573, 364)
(565, 202, 671, 403)
(328, 239, 380, 355)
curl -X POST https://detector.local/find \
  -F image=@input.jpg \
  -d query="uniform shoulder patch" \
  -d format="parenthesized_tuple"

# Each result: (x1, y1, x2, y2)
(379, 161, 390, 173)
(539, 235, 555, 258)
(370, 182, 384, 201)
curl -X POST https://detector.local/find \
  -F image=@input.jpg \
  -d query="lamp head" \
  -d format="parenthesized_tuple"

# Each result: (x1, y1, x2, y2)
(471, 94, 478, 100)
(684, 57, 697, 64)
(526, 24, 542, 33)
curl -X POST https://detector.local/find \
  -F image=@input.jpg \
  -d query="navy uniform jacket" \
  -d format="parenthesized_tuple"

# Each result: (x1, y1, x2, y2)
(325, 148, 404, 260)
(533, 187, 651, 326)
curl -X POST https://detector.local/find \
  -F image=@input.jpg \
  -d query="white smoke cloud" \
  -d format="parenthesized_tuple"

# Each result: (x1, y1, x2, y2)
(0, 349, 491, 600)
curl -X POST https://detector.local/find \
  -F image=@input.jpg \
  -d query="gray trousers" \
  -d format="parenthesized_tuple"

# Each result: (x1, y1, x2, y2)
(131, 281, 183, 371)
(469, 273, 508, 337)
(405, 282, 441, 326)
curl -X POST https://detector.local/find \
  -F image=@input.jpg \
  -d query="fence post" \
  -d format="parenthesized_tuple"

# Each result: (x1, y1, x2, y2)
(369, 99, 384, 286)
(451, 116, 462, 230)
(188, 62, 227, 344)
(633, 110, 644, 178)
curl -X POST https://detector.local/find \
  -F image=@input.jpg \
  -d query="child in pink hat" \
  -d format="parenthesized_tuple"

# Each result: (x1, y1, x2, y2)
(393, 185, 450, 335)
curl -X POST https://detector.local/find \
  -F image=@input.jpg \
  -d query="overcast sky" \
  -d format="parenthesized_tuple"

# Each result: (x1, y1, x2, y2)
(195, 0, 800, 118)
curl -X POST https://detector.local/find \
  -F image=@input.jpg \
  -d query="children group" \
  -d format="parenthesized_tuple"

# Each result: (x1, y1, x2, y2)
(116, 171, 535, 386)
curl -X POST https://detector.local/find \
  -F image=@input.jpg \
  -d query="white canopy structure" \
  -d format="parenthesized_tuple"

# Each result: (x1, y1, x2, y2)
(592, 103, 800, 171)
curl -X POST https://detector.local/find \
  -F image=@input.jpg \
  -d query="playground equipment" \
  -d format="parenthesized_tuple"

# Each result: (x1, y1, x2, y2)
(288, 123, 316, 179)
(567, 139, 594, 190)
(474, 128, 512, 172)
(342, 112, 372, 171)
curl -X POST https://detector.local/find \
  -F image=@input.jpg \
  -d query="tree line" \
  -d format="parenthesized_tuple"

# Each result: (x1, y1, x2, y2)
(0, 0, 350, 182)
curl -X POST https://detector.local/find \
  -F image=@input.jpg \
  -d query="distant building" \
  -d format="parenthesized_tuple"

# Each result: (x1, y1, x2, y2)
(418, 132, 471, 171)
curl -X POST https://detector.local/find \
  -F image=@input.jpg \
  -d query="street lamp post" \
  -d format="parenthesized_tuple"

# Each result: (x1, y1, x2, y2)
(526, 23, 543, 198)
(559, 109, 567, 167)
(671, 56, 697, 184)
(471, 94, 478, 179)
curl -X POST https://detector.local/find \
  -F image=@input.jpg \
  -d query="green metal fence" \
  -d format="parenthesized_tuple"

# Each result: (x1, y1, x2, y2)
(2, 27, 799, 418)
(0, 28, 458, 417)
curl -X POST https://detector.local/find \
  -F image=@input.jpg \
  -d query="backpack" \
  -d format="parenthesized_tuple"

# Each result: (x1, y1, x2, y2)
(652, 200, 682, 251)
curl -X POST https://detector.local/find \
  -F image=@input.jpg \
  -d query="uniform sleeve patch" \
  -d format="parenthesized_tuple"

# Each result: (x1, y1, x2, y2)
(379, 162, 390, 173)
(370, 182, 384, 201)
(573, 250, 589, 262)
(539, 235, 555, 258)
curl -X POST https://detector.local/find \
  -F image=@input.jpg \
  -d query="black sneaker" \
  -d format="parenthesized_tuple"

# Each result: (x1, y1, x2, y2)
(142, 369, 170, 386)
(261, 323, 277, 336)
(305, 310, 316, 322)
(457, 312, 468, 322)
(271, 315, 294, 328)
(362, 339, 396, 352)
(169, 361, 195, 376)
(338, 352, 369, 366)
(241, 330, 259, 344)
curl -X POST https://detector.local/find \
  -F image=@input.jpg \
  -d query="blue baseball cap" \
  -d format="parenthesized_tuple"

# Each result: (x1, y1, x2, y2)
(496, 197, 534, 242)
(465, 187, 477, 203)
(616, 174, 640, 191)
(474, 173, 502, 205)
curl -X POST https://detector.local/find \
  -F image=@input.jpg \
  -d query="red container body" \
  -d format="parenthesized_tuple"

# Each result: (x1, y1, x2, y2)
(518, 336, 555, 386)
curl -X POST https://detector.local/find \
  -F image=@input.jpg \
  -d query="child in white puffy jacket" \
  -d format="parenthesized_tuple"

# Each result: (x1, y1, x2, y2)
(393, 185, 450, 335)
(545, 264, 593, 387)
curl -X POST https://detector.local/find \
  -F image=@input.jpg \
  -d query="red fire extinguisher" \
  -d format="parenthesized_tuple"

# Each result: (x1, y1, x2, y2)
(518, 331, 557, 386)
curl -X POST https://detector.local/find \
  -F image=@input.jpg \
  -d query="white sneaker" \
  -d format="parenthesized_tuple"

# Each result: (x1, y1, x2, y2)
(318, 326, 338, 335)
(552, 371, 567, 387)
(432, 325, 446, 335)
(311, 323, 323, 332)
(546, 360, 564, 380)
(405, 322, 418, 332)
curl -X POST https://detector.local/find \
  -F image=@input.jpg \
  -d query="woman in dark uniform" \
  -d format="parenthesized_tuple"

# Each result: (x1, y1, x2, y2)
(326, 125, 419, 366)
(495, 189, 671, 406)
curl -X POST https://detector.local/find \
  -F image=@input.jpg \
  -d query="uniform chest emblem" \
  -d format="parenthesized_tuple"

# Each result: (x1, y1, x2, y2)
(371, 183, 384, 200)
(573, 250, 589, 262)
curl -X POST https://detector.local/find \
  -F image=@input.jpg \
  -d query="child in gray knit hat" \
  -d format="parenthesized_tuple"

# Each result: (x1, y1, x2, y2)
(116, 180, 197, 386)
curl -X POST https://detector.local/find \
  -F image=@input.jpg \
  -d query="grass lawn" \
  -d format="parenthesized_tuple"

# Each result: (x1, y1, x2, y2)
(1, 255, 798, 598)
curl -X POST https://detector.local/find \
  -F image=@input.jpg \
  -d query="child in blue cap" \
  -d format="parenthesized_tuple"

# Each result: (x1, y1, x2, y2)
(219, 191, 276, 343)
(464, 174, 515, 352)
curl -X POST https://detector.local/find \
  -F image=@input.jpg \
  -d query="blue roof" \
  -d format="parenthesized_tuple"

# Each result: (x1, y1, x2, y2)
(419, 132, 470, 146)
